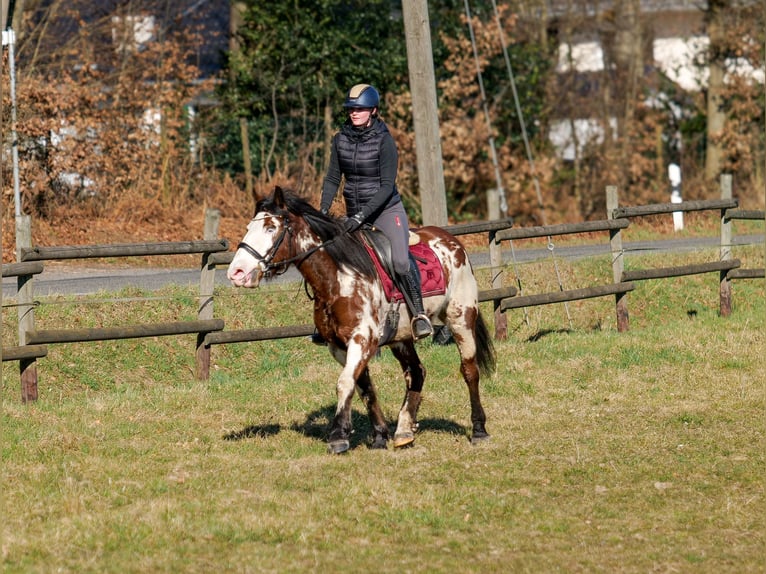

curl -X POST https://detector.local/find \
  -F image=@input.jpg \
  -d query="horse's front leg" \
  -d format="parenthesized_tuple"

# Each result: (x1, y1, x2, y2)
(356, 366, 389, 449)
(326, 339, 374, 454)
(389, 341, 426, 448)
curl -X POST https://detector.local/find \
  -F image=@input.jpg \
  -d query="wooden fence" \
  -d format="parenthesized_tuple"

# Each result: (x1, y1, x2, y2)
(2, 176, 763, 402)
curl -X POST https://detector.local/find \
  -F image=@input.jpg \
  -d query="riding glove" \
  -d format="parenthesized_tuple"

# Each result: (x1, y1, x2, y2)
(344, 213, 365, 233)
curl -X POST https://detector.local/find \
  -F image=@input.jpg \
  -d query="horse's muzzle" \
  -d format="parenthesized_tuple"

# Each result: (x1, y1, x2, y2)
(227, 266, 263, 288)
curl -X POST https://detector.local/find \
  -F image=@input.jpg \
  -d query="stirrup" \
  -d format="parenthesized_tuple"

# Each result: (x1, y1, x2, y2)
(411, 314, 433, 341)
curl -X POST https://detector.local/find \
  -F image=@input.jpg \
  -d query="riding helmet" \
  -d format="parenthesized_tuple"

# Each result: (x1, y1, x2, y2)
(343, 84, 380, 109)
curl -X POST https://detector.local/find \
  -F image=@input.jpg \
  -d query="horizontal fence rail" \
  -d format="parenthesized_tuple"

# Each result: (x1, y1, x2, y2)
(209, 251, 234, 266)
(20, 240, 229, 261)
(442, 218, 515, 235)
(202, 283, 520, 350)
(500, 282, 636, 311)
(209, 220, 515, 270)
(729, 268, 764, 280)
(622, 259, 741, 282)
(205, 324, 315, 346)
(612, 199, 738, 219)
(2, 344, 48, 362)
(496, 219, 629, 241)
(26, 320, 224, 345)
(2, 261, 44, 277)
(725, 209, 765, 221)
(723, 209, 765, 279)
(477, 286, 518, 302)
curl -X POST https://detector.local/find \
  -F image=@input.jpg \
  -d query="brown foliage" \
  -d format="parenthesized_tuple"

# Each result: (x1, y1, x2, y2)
(1, 7, 238, 261)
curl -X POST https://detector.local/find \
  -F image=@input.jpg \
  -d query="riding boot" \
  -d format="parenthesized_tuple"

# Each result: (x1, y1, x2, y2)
(399, 262, 433, 341)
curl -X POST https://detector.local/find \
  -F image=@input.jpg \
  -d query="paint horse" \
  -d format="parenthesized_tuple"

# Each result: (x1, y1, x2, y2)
(227, 187, 495, 454)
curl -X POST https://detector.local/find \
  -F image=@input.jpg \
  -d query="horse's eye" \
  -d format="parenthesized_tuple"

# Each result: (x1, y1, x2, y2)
(266, 225, 277, 234)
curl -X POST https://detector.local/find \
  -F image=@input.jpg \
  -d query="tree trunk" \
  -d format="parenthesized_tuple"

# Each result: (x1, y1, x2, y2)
(607, 0, 643, 180)
(613, 0, 642, 130)
(705, 0, 727, 181)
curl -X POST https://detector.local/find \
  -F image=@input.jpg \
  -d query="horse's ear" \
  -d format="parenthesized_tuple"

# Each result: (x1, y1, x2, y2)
(273, 186, 286, 207)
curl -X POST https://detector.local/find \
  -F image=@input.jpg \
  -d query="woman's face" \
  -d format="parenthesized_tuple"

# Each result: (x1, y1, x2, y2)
(348, 107, 374, 127)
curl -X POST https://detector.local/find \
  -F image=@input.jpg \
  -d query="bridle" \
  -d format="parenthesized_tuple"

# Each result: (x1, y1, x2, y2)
(236, 213, 338, 277)
(236, 214, 290, 277)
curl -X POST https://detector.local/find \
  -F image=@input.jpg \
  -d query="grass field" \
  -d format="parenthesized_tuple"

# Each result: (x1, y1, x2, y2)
(2, 244, 764, 573)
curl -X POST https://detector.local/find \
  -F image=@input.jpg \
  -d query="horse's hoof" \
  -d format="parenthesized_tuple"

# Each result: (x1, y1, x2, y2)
(369, 437, 388, 450)
(470, 432, 490, 445)
(327, 439, 350, 454)
(393, 432, 415, 448)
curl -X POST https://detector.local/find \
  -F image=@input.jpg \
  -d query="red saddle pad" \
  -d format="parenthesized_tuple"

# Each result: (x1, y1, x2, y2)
(365, 241, 445, 303)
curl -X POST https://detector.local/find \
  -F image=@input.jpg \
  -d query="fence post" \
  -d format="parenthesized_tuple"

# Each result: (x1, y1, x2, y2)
(719, 174, 733, 317)
(487, 189, 507, 339)
(490, 228, 507, 340)
(606, 186, 630, 332)
(196, 208, 221, 380)
(16, 214, 38, 401)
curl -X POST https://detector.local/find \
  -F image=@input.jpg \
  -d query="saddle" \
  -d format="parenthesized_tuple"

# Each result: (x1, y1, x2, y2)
(361, 228, 445, 303)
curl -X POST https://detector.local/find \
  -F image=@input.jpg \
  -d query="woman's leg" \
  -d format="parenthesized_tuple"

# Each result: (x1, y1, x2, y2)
(374, 205, 432, 340)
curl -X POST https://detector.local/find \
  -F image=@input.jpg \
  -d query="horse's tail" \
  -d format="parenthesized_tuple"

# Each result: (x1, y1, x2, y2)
(475, 311, 496, 377)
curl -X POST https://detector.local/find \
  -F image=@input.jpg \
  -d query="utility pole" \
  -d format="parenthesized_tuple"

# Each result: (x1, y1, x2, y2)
(402, 0, 447, 226)
(230, 2, 253, 197)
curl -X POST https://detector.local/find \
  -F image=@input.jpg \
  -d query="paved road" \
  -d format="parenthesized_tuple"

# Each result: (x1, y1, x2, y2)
(3, 234, 763, 298)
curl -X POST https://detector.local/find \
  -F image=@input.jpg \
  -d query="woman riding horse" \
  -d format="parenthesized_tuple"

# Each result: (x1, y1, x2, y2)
(320, 83, 432, 341)
(227, 187, 495, 454)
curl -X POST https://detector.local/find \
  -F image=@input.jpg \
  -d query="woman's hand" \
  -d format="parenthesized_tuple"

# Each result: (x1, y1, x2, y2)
(343, 213, 365, 233)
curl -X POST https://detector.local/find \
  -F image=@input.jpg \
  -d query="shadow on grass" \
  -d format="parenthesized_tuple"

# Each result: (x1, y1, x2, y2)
(223, 423, 282, 441)
(417, 418, 466, 437)
(224, 404, 468, 449)
(526, 328, 571, 342)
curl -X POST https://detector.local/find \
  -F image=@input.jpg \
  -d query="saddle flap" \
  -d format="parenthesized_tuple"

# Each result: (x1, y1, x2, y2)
(361, 228, 397, 281)
(362, 228, 445, 303)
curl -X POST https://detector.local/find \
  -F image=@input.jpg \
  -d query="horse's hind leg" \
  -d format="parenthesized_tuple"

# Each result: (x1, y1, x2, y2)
(389, 341, 426, 448)
(450, 318, 489, 444)
(461, 358, 489, 444)
(355, 368, 389, 449)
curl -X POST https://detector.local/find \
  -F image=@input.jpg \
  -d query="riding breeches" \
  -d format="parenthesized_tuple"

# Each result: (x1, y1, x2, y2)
(372, 202, 411, 276)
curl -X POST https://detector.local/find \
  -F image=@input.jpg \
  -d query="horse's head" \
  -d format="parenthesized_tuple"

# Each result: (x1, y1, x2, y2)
(228, 186, 372, 289)
(227, 187, 292, 288)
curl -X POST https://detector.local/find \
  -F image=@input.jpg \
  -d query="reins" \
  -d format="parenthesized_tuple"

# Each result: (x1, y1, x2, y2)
(275, 237, 338, 271)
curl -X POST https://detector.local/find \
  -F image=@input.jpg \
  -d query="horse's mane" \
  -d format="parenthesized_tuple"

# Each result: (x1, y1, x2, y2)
(257, 189, 377, 279)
